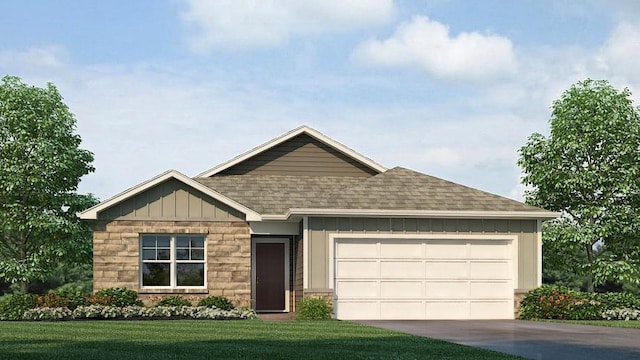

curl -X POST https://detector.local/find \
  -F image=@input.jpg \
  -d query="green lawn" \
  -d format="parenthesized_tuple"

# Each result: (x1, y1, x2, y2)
(549, 320, 640, 329)
(0, 320, 520, 359)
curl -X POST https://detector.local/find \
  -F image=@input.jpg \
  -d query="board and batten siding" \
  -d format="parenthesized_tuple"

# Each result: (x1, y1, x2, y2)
(97, 178, 245, 221)
(307, 217, 538, 291)
(218, 134, 379, 177)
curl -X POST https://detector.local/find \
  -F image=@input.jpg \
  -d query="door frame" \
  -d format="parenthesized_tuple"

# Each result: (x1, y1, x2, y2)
(251, 237, 290, 312)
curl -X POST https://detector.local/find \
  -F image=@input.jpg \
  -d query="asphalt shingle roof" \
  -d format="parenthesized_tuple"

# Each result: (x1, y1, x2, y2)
(196, 166, 544, 215)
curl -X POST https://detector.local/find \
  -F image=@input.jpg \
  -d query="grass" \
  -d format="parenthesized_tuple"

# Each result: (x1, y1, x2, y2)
(0, 319, 521, 359)
(548, 320, 640, 329)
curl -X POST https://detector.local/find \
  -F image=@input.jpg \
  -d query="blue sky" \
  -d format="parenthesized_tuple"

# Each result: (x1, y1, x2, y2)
(2, 0, 639, 202)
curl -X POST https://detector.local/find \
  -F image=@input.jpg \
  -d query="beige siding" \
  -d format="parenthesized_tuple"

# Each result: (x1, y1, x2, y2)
(97, 179, 245, 221)
(308, 217, 539, 291)
(218, 134, 379, 177)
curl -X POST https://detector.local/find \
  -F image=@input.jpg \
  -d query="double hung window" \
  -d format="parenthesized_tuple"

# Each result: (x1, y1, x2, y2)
(141, 234, 205, 287)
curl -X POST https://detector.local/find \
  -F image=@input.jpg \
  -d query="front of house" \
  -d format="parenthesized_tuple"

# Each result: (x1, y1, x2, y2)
(80, 126, 557, 320)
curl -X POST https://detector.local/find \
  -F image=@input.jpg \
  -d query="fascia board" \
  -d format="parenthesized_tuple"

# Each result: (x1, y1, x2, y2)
(195, 125, 387, 177)
(77, 169, 261, 221)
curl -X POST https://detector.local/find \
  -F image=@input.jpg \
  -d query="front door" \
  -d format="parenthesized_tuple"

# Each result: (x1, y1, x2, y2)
(254, 241, 287, 311)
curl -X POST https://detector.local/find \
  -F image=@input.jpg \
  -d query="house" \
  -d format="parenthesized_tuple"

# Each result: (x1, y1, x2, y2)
(79, 125, 558, 320)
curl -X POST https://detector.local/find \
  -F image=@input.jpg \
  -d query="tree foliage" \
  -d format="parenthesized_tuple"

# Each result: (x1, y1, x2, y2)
(519, 79, 640, 291)
(0, 75, 97, 291)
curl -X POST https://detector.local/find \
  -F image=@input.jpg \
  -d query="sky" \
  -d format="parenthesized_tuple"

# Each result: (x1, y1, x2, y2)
(1, 0, 640, 202)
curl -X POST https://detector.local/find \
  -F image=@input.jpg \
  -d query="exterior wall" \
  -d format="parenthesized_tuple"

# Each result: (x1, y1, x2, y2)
(307, 217, 539, 291)
(92, 220, 251, 304)
(218, 133, 378, 177)
(97, 178, 245, 221)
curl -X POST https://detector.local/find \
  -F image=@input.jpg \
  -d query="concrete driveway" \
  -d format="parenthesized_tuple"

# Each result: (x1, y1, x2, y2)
(356, 320, 640, 359)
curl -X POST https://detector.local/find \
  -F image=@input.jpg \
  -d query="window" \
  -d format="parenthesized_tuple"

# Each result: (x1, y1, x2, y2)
(141, 235, 205, 288)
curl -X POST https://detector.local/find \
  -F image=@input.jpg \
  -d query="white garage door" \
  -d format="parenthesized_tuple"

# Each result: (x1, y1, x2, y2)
(334, 237, 514, 320)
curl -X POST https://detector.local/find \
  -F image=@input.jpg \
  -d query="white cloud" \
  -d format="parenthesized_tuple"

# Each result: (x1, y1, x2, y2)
(0, 46, 68, 71)
(180, 0, 396, 52)
(598, 21, 640, 83)
(352, 16, 517, 82)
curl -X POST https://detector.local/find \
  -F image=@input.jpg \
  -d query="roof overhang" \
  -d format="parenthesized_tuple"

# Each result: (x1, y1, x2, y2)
(260, 208, 561, 221)
(196, 125, 387, 177)
(78, 169, 262, 221)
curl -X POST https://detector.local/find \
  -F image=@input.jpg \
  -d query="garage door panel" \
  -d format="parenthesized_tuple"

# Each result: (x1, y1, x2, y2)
(336, 260, 378, 278)
(380, 261, 423, 278)
(426, 301, 469, 319)
(336, 301, 378, 320)
(380, 301, 424, 319)
(380, 281, 422, 298)
(380, 242, 423, 258)
(426, 261, 468, 279)
(470, 301, 513, 319)
(336, 280, 378, 298)
(469, 261, 511, 279)
(334, 237, 514, 320)
(336, 240, 377, 258)
(469, 240, 510, 259)
(426, 241, 467, 259)
(470, 281, 512, 298)
(425, 281, 469, 299)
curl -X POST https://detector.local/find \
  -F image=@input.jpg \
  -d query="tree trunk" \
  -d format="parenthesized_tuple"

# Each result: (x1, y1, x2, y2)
(585, 243, 594, 292)
(19, 281, 28, 294)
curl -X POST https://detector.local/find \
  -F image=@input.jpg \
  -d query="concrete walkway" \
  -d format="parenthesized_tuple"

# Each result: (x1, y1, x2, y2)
(356, 320, 640, 360)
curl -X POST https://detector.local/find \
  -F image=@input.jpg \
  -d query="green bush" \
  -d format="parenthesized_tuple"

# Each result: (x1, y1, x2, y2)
(53, 282, 92, 309)
(197, 296, 234, 310)
(156, 296, 192, 307)
(95, 287, 142, 307)
(519, 285, 640, 320)
(0, 294, 37, 320)
(295, 297, 333, 320)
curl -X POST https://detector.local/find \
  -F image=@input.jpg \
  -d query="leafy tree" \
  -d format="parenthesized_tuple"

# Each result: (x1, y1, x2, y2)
(519, 79, 640, 292)
(0, 75, 97, 292)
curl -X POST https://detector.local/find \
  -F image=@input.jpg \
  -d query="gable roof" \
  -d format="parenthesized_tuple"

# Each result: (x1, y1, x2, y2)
(196, 125, 387, 177)
(78, 170, 261, 221)
(196, 167, 558, 220)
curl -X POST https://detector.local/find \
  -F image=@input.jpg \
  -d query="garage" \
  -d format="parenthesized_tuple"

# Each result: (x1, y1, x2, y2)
(332, 235, 516, 320)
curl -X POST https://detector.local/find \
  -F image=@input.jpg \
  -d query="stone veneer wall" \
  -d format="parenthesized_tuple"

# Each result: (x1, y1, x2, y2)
(92, 220, 251, 303)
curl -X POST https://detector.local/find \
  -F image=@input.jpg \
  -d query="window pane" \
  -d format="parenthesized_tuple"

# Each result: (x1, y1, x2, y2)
(191, 249, 204, 260)
(156, 236, 170, 247)
(176, 263, 204, 286)
(142, 249, 157, 260)
(142, 263, 170, 286)
(176, 236, 190, 248)
(142, 236, 156, 247)
(157, 249, 170, 260)
(191, 237, 204, 248)
(176, 249, 189, 260)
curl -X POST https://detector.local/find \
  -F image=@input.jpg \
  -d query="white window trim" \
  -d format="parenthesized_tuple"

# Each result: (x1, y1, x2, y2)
(140, 234, 208, 290)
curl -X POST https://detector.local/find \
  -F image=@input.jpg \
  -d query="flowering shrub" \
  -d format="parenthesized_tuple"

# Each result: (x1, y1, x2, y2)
(519, 285, 640, 320)
(95, 288, 143, 307)
(602, 308, 640, 321)
(36, 293, 70, 309)
(21, 305, 256, 321)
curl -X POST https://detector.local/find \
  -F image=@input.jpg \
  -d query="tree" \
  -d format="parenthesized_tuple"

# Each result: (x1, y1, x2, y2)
(519, 79, 640, 292)
(0, 75, 96, 293)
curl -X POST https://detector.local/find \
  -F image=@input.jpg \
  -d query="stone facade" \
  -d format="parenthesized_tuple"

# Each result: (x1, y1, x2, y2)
(92, 220, 252, 304)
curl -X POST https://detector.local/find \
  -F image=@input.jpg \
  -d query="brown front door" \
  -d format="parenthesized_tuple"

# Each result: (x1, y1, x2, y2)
(255, 242, 286, 311)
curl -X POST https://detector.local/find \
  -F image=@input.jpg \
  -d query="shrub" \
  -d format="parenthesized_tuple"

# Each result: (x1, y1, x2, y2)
(602, 308, 640, 321)
(0, 294, 37, 320)
(590, 292, 640, 310)
(156, 296, 192, 307)
(295, 297, 333, 320)
(85, 294, 113, 306)
(95, 287, 143, 307)
(36, 293, 70, 308)
(53, 283, 92, 309)
(197, 296, 234, 310)
(519, 285, 579, 320)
